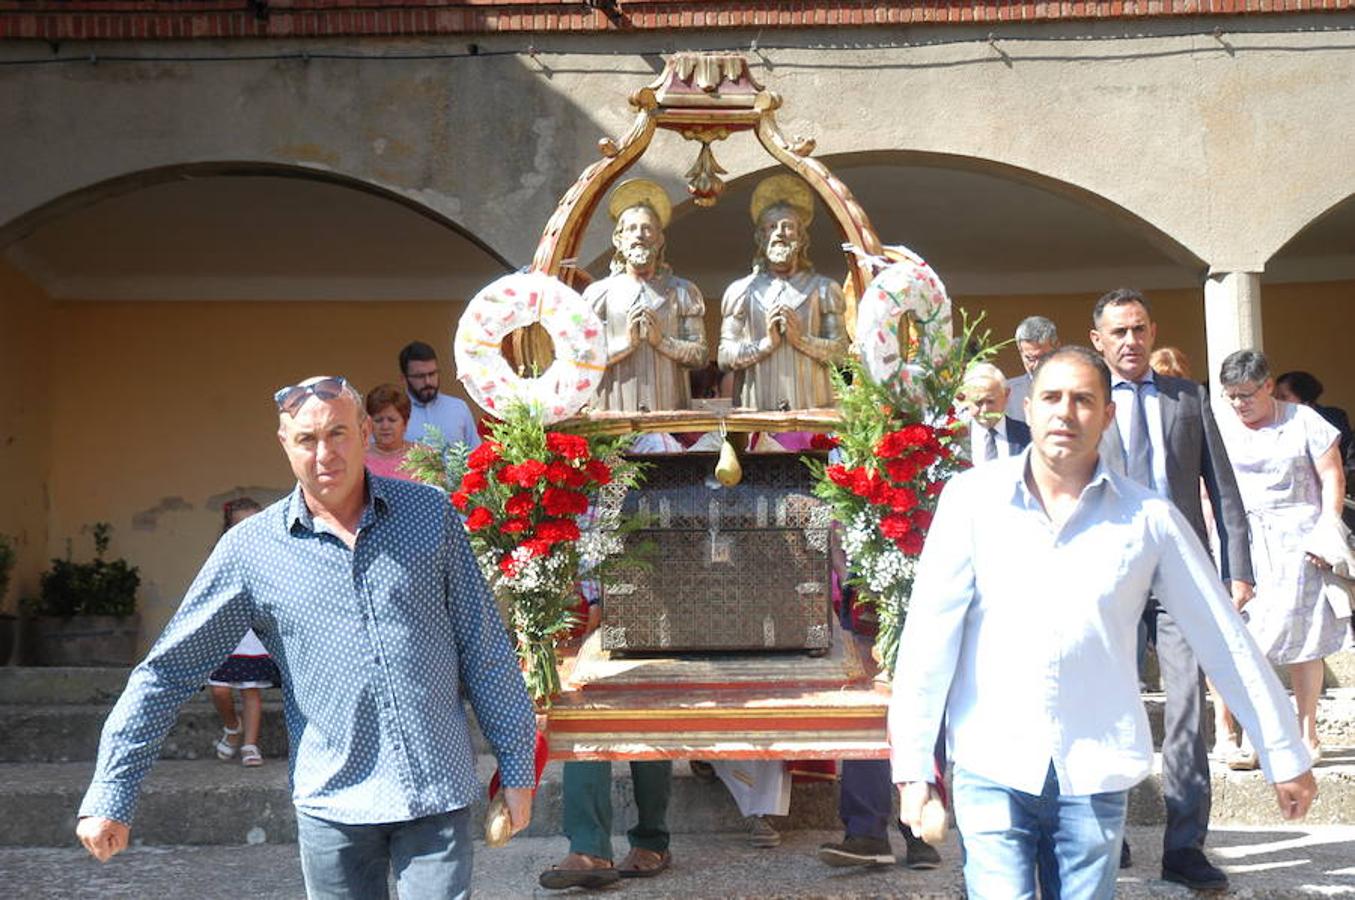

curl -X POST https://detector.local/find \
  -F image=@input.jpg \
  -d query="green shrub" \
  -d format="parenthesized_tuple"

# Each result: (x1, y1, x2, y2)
(30, 523, 139, 618)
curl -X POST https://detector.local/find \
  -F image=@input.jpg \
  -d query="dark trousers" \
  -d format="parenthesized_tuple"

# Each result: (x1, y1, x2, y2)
(1144, 600, 1211, 852)
(840, 759, 893, 840)
(562, 760, 671, 861)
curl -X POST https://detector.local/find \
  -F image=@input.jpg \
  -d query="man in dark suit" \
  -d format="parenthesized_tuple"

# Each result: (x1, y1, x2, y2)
(1090, 288, 1255, 891)
(962, 362, 1032, 464)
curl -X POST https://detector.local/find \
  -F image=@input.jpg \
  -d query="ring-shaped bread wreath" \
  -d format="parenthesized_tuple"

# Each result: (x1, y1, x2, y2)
(854, 247, 954, 398)
(454, 271, 607, 424)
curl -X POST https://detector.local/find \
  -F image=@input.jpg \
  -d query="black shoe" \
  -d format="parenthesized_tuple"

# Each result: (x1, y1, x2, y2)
(1120, 839, 1132, 869)
(818, 835, 895, 867)
(901, 826, 942, 870)
(1161, 847, 1229, 892)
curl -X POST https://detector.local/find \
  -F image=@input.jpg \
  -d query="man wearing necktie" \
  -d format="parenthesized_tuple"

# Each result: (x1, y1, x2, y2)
(1090, 288, 1255, 892)
(962, 362, 1031, 465)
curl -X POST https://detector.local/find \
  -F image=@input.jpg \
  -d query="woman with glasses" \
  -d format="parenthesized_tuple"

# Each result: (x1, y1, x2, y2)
(364, 382, 422, 482)
(1214, 350, 1348, 768)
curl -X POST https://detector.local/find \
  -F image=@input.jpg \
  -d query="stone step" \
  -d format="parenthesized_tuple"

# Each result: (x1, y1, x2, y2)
(7, 824, 1355, 899)
(6, 749, 1353, 848)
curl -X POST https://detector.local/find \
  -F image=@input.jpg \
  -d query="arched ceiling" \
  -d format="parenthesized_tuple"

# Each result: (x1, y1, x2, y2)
(1266, 193, 1355, 284)
(2, 175, 510, 301)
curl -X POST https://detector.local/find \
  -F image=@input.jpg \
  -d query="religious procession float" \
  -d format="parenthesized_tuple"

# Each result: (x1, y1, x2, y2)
(410, 53, 986, 817)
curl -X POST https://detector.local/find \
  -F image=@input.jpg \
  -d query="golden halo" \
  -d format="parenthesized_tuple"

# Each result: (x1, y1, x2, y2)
(607, 179, 673, 229)
(750, 174, 815, 227)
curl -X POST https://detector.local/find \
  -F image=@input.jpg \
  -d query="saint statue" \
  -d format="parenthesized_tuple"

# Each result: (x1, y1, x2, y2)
(583, 179, 708, 412)
(718, 175, 849, 411)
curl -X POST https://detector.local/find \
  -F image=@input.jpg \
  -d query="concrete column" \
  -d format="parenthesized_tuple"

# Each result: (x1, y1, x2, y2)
(1202, 271, 1263, 386)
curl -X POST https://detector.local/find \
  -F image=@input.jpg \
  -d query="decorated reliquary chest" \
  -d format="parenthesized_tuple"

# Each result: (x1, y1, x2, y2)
(600, 452, 834, 653)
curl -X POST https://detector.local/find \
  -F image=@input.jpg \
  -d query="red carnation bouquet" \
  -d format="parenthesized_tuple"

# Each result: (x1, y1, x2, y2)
(406, 402, 641, 703)
(806, 316, 994, 676)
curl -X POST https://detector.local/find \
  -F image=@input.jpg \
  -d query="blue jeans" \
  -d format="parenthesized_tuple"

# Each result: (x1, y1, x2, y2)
(952, 764, 1127, 900)
(295, 806, 473, 900)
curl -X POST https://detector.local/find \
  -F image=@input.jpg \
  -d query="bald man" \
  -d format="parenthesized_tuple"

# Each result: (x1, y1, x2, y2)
(76, 376, 536, 900)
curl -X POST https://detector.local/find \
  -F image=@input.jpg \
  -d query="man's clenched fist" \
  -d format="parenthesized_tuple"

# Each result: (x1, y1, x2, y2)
(77, 816, 130, 862)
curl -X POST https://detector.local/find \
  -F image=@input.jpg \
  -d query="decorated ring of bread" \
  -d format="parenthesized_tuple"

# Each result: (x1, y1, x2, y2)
(454, 271, 606, 424)
(854, 247, 954, 393)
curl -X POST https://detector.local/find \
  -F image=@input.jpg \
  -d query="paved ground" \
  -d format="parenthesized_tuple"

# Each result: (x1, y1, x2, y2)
(4, 825, 1354, 899)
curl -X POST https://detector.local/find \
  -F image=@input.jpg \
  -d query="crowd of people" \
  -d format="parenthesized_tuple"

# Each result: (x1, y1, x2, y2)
(69, 286, 1351, 899)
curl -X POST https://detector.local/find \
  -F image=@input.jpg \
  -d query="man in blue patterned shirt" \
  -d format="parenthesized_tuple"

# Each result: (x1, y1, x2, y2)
(76, 376, 537, 899)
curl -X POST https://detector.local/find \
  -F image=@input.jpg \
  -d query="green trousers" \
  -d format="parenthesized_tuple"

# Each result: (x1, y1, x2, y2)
(561, 760, 672, 860)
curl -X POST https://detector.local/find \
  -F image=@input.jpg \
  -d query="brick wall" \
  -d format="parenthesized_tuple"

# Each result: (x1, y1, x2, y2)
(1, 1, 1350, 42)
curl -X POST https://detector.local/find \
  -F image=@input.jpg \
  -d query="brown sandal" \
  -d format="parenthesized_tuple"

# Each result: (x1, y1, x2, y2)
(538, 852, 621, 891)
(618, 847, 671, 878)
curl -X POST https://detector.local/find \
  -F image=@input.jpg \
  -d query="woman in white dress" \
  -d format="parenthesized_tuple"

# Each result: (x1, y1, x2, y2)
(1215, 350, 1348, 764)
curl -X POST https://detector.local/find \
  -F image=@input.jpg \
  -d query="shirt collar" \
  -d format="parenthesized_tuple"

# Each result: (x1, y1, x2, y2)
(1112, 369, 1156, 389)
(286, 473, 390, 535)
(1009, 447, 1121, 510)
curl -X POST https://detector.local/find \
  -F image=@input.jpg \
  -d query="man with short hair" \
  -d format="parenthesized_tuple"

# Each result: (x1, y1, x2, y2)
(76, 376, 536, 899)
(1005, 315, 1059, 423)
(399, 340, 481, 450)
(1089, 288, 1254, 888)
(962, 362, 1031, 464)
(890, 346, 1315, 898)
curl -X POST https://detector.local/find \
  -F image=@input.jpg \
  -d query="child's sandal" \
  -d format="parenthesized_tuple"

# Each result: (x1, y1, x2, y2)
(240, 744, 263, 767)
(214, 725, 242, 760)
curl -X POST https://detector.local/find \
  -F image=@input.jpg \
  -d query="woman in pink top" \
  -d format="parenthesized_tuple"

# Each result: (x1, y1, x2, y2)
(365, 382, 423, 482)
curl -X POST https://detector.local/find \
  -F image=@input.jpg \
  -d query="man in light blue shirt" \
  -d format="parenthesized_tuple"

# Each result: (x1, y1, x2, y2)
(889, 347, 1315, 899)
(76, 376, 535, 899)
(400, 340, 481, 450)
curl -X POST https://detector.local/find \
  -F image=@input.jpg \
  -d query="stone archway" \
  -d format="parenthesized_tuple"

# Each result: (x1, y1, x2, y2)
(0, 164, 510, 647)
(1261, 192, 1355, 411)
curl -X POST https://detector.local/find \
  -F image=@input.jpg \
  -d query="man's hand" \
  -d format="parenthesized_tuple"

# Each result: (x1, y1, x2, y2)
(503, 786, 533, 836)
(76, 816, 130, 862)
(1229, 580, 1255, 612)
(1274, 770, 1317, 820)
(897, 781, 931, 836)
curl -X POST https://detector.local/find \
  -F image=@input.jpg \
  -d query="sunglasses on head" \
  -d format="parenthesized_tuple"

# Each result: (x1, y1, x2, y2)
(274, 376, 349, 417)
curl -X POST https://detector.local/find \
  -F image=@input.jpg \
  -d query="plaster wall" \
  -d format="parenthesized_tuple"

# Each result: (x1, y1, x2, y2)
(46, 299, 473, 650)
(4, 19, 1355, 274)
(0, 260, 52, 612)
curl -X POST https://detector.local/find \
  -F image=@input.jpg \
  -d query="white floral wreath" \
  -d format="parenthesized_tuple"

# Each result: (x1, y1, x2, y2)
(454, 271, 607, 424)
(854, 247, 954, 395)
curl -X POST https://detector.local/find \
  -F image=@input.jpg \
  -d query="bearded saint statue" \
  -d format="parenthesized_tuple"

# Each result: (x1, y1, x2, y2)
(718, 175, 849, 411)
(582, 179, 708, 413)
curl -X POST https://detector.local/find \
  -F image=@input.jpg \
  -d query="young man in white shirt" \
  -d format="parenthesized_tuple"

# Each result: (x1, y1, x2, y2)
(889, 346, 1315, 899)
(398, 341, 481, 450)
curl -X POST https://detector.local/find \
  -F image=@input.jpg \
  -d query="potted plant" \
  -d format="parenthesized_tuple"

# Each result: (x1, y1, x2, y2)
(24, 523, 141, 666)
(0, 534, 15, 665)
